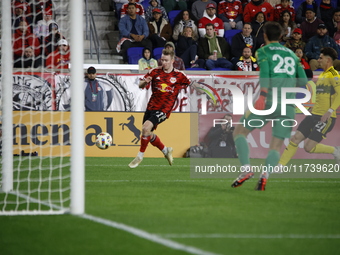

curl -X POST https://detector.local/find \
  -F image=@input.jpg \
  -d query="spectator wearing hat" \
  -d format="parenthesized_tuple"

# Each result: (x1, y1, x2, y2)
(33, 8, 55, 42)
(145, 0, 169, 23)
(197, 23, 233, 70)
(12, 1, 33, 32)
(305, 23, 340, 70)
(120, 0, 145, 19)
(243, 0, 273, 23)
(284, 28, 306, 52)
(12, 20, 41, 62)
(84, 67, 111, 111)
(148, 8, 172, 48)
(296, 0, 321, 24)
(117, 3, 152, 63)
(198, 3, 224, 37)
(157, 41, 186, 70)
(300, 8, 324, 42)
(192, 0, 217, 20)
(29, 0, 54, 24)
(45, 39, 71, 69)
(43, 22, 65, 57)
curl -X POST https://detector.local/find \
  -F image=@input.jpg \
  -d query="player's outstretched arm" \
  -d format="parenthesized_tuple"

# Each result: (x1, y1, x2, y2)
(139, 76, 152, 89)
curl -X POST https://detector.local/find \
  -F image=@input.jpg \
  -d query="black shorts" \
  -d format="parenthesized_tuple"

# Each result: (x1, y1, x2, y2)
(143, 110, 167, 131)
(297, 114, 336, 143)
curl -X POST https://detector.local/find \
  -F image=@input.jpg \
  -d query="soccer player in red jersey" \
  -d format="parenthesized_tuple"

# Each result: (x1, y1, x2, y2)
(129, 48, 201, 168)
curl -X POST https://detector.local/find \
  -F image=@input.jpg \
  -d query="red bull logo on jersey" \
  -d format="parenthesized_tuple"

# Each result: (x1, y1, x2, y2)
(157, 83, 174, 93)
(170, 77, 177, 83)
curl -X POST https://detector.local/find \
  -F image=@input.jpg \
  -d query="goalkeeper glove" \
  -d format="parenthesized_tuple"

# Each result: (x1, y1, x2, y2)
(254, 90, 267, 110)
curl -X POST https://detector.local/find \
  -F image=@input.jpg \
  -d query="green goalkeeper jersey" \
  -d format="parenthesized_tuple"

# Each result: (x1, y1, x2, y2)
(256, 42, 308, 106)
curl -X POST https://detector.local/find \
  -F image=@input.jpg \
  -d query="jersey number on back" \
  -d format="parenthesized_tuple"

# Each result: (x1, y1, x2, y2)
(273, 54, 295, 75)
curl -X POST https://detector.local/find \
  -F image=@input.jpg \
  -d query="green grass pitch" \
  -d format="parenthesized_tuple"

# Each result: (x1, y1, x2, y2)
(1, 157, 340, 255)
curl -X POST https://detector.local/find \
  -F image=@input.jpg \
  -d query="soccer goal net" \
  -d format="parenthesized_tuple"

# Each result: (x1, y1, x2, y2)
(0, 0, 84, 215)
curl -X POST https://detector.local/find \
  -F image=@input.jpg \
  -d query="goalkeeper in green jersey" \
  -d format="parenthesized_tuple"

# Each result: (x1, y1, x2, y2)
(278, 47, 340, 169)
(231, 21, 308, 191)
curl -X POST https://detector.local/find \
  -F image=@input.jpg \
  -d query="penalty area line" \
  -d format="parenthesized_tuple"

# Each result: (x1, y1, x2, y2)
(80, 214, 221, 255)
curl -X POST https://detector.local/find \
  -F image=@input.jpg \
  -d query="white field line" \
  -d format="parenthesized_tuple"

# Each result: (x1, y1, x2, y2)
(80, 214, 220, 255)
(158, 233, 340, 239)
(85, 179, 340, 183)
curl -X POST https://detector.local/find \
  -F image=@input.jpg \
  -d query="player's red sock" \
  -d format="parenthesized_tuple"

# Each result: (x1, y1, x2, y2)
(140, 135, 151, 152)
(150, 135, 165, 151)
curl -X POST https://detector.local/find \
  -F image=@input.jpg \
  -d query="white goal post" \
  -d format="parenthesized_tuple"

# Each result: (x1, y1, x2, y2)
(0, 0, 84, 215)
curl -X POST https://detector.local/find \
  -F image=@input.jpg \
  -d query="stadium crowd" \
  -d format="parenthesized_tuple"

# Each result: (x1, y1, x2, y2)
(9, 0, 340, 71)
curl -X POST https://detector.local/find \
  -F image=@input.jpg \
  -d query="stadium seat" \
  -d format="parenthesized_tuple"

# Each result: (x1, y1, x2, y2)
(186, 67, 206, 70)
(127, 47, 144, 64)
(153, 47, 164, 60)
(168, 10, 181, 27)
(224, 29, 242, 45)
(210, 67, 232, 71)
(142, 0, 149, 11)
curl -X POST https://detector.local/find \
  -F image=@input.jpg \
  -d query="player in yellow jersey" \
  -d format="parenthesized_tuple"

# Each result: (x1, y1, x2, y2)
(279, 47, 340, 168)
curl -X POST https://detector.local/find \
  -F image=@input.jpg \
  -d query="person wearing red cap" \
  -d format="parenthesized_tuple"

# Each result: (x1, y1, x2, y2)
(145, 0, 169, 23)
(147, 8, 172, 48)
(192, 0, 217, 20)
(120, 0, 145, 19)
(283, 27, 306, 52)
(273, 0, 295, 22)
(198, 3, 224, 37)
(29, 0, 54, 24)
(12, 1, 33, 32)
(243, 0, 273, 23)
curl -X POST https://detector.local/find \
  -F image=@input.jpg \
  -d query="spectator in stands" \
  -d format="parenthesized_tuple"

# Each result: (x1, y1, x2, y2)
(243, 0, 273, 23)
(192, 0, 218, 20)
(233, 46, 259, 71)
(148, 8, 172, 48)
(44, 22, 65, 57)
(138, 47, 158, 70)
(217, 0, 243, 31)
(198, 3, 224, 37)
(12, 1, 33, 32)
(296, 0, 321, 24)
(197, 23, 233, 70)
(13, 20, 41, 62)
(333, 22, 340, 46)
(172, 10, 198, 41)
(320, 0, 334, 34)
(300, 8, 324, 42)
(45, 39, 71, 69)
(162, 0, 187, 13)
(121, 0, 145, 19)
(145, 0, 169, 23)
(113, 0, 128, 18)
(33, 8, 55, 42)
(284, 28, 306, 52)
(295, 47, 310, 70)
(231, 23, 257, 59)
(279, 10, 297, 42)
(117, 3, 152, 63)
(29, 0, 54, 24)
(156, 41, 186, 70)
(251, 12, 266, 48)
(204, 114, 237, 158)
(13, 46, 43, 68)
(273, 0, 295, 22)
(305, 23, 340, 70)
(328, 8, 340, 37)
(177, 27, 199, 68)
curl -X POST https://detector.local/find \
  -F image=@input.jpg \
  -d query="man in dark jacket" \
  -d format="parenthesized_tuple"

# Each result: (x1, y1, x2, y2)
(231, 23, 257, 60)
(197, 23, 233, 70)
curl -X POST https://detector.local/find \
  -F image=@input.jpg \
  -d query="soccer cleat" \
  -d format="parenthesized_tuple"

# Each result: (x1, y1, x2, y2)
(231, 171, 254, 188)
(254, 177, 267, 191)
(165, 147, 173, 166)
(128, 156, 143, 168)
(333, 146, 340, 165)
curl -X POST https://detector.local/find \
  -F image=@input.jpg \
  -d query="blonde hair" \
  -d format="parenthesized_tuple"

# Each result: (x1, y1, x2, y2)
(162, 48, 175, 59)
